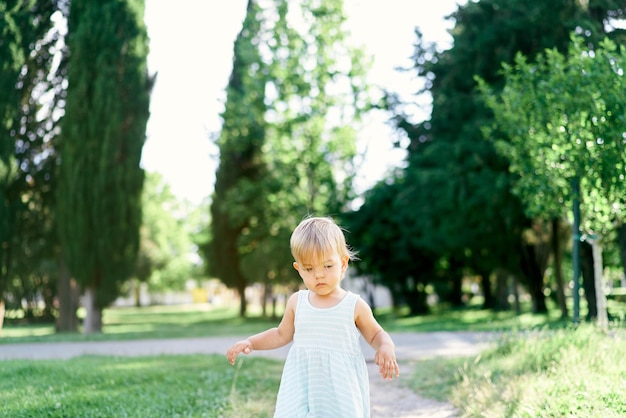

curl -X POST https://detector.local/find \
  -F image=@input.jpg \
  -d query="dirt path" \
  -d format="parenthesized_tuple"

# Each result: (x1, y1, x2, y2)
(0, 332, 494, 417)
(368, 361, 460, 418)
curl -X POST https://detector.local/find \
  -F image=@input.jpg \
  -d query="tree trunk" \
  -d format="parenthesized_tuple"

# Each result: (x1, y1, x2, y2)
(481, 271, 495, 309)
(42, 275, 56, 321)
(406, 288, 429, 315)
(447, 256, 464, 307)
(571, 177, 582, 323)
(589, 238, 608, 329)
(0, 299, 5, 336)
(56, 256, 79, 333)
(262, 282, 270, 317)
(494, 269, 510, 311)
(271, 293, 278, 321)
(580, 240, 597, 320)
(447, 275, 462, 307)
(550, 218, 568, 319)
(520, 244, 548, 313)
(512, 275, 521, 315)
(618, 223, 626, 282)
(83, 287, 103, 334)
(238, 284, 247, 317)
(134, 279, 141, 307)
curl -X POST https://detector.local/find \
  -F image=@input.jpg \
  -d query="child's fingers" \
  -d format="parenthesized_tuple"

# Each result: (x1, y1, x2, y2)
(226, 345, 242, 365)
(378, 359, 399, 380)
(226, 341, 253, 365)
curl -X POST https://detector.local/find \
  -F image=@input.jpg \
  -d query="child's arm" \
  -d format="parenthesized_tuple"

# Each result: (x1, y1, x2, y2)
(226, 293, 297, 365)
(355, 297, 400, 380)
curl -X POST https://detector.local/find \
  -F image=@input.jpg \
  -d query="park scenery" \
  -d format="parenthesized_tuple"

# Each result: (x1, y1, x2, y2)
(1, 0, 626, 417)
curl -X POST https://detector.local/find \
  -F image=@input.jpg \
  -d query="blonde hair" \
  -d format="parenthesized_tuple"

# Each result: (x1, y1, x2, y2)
(290, 216, 357, 264)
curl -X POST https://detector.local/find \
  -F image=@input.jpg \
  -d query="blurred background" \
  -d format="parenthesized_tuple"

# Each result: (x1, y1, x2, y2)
(1, 0, 626, 335)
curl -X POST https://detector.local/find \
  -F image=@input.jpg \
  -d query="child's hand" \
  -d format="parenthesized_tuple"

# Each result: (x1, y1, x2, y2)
(375, 343, 400, 381)
(226, 339, 254, 365)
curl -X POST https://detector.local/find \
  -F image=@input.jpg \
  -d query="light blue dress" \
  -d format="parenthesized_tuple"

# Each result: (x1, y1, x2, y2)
(274, 290, 370, 417)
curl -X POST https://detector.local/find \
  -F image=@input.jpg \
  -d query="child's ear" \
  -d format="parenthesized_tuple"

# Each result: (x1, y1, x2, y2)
(293, 262, 300, 272)
(341, 256, 349, 271)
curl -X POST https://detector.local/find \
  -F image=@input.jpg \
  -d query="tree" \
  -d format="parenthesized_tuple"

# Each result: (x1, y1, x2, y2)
(0, 0, 63, 333)
(208, 0, 372, 317)
(344, 174, 438, 314)
(478, 34, 626, 323)
(136, 172, 197, 300)
(248, 0, 372, 314)
(376, 0, 626, 314)
(208, 0, 268, 317)
(56, 0, 152, 333)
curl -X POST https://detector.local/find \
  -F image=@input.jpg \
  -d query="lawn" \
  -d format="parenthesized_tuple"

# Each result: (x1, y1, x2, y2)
(1, 299, 625, 417)
(6, 296, 623, 343)
(1, 304, 280, 343)
(0, 354, 281, 418)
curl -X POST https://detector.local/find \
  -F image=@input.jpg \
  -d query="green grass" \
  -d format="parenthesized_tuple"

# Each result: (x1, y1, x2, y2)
(1, 305, 282, 343)
(2, 300, 626, 416)
(0, 354, 282, 418)
(3, 296, 624, 343)
(404, 325, 626, 417)
(377, 296, 625, 334)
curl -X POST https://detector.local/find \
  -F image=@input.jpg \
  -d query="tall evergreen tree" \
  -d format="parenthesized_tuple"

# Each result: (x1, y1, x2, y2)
(0, 0, 62, 333)
(56, 0, 151, 333)
(209, 0, 268, 317)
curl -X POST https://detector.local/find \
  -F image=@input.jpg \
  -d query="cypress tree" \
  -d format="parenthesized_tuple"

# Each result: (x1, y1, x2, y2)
(0, 0, 61, 333)
(209, 0, 268, 317)
(56, 0, 151, 333)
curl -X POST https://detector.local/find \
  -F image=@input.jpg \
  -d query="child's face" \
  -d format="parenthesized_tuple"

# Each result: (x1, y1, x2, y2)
(293, 251, 348, 296)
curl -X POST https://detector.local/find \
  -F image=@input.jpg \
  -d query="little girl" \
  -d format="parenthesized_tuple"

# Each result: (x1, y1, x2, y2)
(226, 216, 400, 417)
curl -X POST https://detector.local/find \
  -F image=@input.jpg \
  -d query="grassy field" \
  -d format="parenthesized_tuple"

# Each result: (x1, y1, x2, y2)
(406, 325, 626, 417)
(6, 295, 623, 343)
(1, 300, 625, 416)
(460, 325, 625, 417)
(0, 354, 281, 418)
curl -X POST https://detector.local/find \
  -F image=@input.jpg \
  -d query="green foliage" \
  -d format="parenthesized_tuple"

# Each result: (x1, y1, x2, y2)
(344, 177, 437, 314)
(208, 0, 374, 315)
(208, 0, 268, 315)
(356, 0, 626, 312)
(448, 325, 626, 417)
(136, 172, 197, 292)
(56, 0, 152, 310)
(478, 34, 626, 234)
(0, 0, 62, 311)
(0, 354, 282, 417)
(264, 0, 370, 214)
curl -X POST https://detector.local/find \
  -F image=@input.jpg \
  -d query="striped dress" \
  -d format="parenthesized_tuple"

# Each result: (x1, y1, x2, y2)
(274, 290, 370, 417)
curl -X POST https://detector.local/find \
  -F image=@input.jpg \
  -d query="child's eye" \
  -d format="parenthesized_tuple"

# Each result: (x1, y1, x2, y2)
(325, 265, 333, 269)
(305, 268, 313, 272)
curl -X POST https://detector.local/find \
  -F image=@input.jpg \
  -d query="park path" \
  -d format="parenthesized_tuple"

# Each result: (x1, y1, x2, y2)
(0, 331, 495, 417)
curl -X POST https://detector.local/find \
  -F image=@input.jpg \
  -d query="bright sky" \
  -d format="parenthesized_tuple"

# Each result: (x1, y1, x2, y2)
(141, 0, 466, 204)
